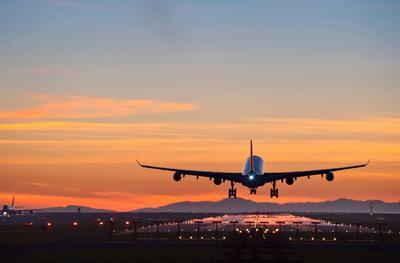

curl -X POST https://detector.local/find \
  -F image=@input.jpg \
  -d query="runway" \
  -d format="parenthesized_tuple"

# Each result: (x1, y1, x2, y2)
(133, 213, 376, 234)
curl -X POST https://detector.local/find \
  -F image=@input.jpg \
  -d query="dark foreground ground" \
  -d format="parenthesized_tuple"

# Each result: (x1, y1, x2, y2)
(0, 212, 399, 262)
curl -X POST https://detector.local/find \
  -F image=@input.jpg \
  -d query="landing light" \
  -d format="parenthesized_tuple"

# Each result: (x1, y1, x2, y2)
(249, 175, 254, 180)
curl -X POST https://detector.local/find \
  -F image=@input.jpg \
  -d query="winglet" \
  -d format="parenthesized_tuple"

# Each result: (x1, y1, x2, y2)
(136, 160, 143, 167)
(365, 159, 371, 166)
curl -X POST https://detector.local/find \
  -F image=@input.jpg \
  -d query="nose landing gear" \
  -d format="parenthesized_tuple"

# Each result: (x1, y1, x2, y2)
(270, 181, 279, 198)
(228, 181, 237, 198)
(250, 188, 257, 195)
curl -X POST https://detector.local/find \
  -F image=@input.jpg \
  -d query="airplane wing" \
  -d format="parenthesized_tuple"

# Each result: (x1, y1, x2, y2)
(137, 161, 243, 183)
(262, 161, 370, 183)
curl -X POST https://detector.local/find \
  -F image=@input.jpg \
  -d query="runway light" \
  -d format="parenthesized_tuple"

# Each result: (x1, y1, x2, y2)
(72, 222, 78, 227)
(47, 222, 52, 227)
(201, 236, 204, 240)
(311, 237, 314, 240)
(334, 238, 337, 241)
(289, 237, 292, 240)
(223, 236, 226, 240)
(190, 236, 193, 239)
(322, 237, 325, 241)
(99, 221, 104, 226)
(125, 221, 130, 225)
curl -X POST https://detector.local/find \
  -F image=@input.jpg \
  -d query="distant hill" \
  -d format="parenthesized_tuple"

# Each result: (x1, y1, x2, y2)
(41, 205, 114, 213)
(133, 198, 400, 213)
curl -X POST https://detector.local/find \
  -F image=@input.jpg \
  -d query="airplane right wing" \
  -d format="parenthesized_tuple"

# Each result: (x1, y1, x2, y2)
(262, 161, 370, 183)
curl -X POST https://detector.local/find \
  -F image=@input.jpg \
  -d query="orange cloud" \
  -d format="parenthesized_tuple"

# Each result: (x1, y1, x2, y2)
(0, 95, 195, 119)
(0, 117, 399, 164)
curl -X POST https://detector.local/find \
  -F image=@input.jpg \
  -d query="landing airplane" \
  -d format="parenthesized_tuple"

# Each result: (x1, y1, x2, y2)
(137, 141, 369, 198)
(1, 196, 41, 217)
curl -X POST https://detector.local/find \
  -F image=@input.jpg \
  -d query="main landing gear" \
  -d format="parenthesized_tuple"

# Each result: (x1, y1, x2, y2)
(270, 181, 279, 198)
(228, 181, 237, 198)
(250, 188, 257, 195)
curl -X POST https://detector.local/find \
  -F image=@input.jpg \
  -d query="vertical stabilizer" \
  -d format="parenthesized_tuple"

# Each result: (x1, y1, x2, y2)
(11, 196, 15, 207)
(250, 140, 254, 171)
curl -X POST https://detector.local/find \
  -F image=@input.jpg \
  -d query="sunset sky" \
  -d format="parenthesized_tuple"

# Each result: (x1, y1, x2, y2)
(0, 0, 399, 211)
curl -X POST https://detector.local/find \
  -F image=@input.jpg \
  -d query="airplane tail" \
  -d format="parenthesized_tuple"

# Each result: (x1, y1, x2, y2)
(250, 140, 254, 171)
(11, 196, 14, 207)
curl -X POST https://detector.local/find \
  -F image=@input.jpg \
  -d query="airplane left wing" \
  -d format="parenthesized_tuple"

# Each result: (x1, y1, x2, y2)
(262, 161, 370, 183)
(137, 161, 243, 183)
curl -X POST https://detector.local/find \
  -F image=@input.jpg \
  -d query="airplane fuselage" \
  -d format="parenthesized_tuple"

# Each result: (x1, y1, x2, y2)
(241, 155, 266, 188)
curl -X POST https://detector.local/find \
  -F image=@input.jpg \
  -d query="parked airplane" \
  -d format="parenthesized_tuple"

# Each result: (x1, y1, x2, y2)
(1, 196, 41, 216)
(137, 141, 369, 198)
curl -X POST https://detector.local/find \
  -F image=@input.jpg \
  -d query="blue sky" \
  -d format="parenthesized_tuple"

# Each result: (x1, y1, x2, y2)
(0, 0, 399, 120)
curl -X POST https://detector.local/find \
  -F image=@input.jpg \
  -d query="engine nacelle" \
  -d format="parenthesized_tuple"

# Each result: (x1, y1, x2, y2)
(286, 177, 294, 185)
(214, 177, 222, 185)
(173, 172, 182, 182)
(326, 171, 334, 181)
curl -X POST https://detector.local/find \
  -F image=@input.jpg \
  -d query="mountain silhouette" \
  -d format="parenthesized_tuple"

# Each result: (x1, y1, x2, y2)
(41, 205, 114, 213)
(133, 198, 400, 213)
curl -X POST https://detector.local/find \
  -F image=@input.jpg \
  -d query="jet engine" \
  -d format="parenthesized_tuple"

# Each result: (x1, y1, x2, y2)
(326, 171, 334, 181)
(173, 172, 182, 181)
(214, 177, 222, 185)
(286, 177, 294, 185)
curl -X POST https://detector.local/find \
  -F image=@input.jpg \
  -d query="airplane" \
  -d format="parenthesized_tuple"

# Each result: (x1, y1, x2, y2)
(1, 196, 41, 217)
(137, 140, 369, 198)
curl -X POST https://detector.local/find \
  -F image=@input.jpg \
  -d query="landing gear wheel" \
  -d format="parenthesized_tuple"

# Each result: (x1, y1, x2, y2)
(228, 181, 237, 198)
(228, 189, 237, 198)
(270, 189, 279, 198)
(250, 188, 257, 195)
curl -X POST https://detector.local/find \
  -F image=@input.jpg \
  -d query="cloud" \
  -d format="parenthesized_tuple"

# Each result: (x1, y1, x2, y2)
(0, 95, 195, 119)
(0, 117, 399, 165)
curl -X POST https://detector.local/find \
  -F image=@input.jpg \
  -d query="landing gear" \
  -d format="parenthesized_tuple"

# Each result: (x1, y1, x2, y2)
(228, 181, 237, 198)
(250, 188, 257, 195)
(270, 181, 279, 198)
